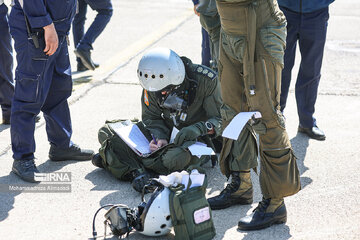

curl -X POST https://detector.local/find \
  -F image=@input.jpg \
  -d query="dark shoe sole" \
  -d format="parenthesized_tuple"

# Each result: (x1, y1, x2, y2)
(298, 127, 326, 141)
(49, 154, 93, 162)
(238, 216, 287, 231)
(77, 68, 88, 72)
(12, 167, 40, 183)
(210, 197, 253, 210)
(74, 50, 95, 71)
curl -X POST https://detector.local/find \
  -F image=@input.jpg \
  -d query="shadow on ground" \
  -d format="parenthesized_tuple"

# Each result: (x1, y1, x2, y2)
(290, 133, 312, 189)
(240, 225, 291, 240)
(0, 173, 23, 222)
(85, 168, 126, 191)
(0, 123, 10, 133)
(73, 75, 93, 85)
(0, 159, 79, 223)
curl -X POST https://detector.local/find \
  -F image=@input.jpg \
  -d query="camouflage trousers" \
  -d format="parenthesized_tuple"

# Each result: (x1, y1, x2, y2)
(97, 121, 203, 180)
(216, 0, 300, 199)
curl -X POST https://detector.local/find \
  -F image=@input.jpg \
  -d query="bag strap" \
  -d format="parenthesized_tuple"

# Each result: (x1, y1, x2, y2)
(168, 189, 190, 240)
(245, 2, 257, 95)
(184, 174, 193, 193)
(18, 0, 42, 48)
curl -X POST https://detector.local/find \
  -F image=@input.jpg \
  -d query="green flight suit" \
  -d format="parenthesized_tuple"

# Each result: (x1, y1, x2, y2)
(97, 57, 222, 180)
(216, 0, 301, 199)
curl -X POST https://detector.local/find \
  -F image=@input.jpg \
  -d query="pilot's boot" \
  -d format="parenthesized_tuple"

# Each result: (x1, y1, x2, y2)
(238, 198, 287, 230)
(208, 171, 253, 210)
(91, 153, 104, 168)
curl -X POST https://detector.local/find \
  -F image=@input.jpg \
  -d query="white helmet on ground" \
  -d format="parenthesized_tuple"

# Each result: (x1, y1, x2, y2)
(138, 187, 172, 237)
(137, 48, 185, 92)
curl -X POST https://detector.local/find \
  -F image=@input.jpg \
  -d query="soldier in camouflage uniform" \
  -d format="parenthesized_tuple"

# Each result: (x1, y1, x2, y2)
(206, 0, 301, 230)
(92, 48, 222, 193)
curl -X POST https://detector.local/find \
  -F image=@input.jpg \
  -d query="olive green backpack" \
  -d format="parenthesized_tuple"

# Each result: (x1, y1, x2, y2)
(168, 168, 216, 240)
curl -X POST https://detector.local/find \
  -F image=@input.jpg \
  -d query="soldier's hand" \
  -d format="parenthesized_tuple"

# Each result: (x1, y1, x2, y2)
(174, 123, 206, 145)
(149, 139, 168, 152)
(193, 4, 200, 16)
(43, 23, 58, 56)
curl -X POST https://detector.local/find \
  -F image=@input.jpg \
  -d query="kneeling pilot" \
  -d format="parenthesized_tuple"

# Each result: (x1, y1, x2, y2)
(92, 48, 222, 192)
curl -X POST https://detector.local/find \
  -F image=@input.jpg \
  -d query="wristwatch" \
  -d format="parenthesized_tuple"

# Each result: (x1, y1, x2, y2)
(205, 121, 214, 134)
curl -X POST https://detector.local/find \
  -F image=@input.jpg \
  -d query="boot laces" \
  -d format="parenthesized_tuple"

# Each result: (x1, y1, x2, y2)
(254, 198, 271, 213)
(22, 160, 37, 170)
(222, 180, 238, 194)
(70, 144, 81, 151)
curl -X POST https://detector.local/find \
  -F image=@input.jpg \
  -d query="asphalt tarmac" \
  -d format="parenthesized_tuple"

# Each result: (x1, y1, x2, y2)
(0, 0, 359, 239)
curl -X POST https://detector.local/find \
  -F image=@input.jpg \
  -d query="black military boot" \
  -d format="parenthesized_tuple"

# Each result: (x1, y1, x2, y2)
(49, 143, 94, 161)
(77, 61, 99, 72)
(77, 61, 88, 72)
(238, 198, 287, 231)
(12, 159, 40, 183)
(207, 171, 253, 210)
(74, 48, 96, 70)
(91, 153, 104, 169)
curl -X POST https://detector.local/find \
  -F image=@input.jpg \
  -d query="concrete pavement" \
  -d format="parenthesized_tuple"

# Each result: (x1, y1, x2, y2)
(0, 0, 359, 239)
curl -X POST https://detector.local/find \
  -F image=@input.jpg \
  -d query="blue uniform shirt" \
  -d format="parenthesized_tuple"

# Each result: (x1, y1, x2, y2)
(12, 0, 76, 35)
(278, 0, 334, 13)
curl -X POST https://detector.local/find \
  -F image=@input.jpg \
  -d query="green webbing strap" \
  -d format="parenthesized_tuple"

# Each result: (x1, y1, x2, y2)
(169, 187, 191, 240)
(246, 2, 257, 95)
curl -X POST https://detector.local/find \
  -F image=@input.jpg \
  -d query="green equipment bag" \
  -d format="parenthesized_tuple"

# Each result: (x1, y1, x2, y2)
(168, 168, 216, 240)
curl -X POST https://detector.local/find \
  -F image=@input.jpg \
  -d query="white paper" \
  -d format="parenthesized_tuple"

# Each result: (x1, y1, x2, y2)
(222, 111, 262, 140)
(108, 122, 150, 155)
(181, 169, 205, 189)
(187, 142, 215, 157)
(157, 172, 184, 187)
(169, 127, 179, 144)
(156, 169, 205, 189)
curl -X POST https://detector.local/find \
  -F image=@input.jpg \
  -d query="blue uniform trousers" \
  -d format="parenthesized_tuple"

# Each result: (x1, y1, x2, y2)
(201, 27, 211, 67)
(280, 6, 329, 128)
(9, 23, 73, 160)
(0, 4, 14, 120)
(72, 0, 112, 62)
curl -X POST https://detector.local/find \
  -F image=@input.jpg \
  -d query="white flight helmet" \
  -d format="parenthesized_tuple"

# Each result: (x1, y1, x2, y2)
(137, 48, 185, 92)
(138, 187, 172, 237)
